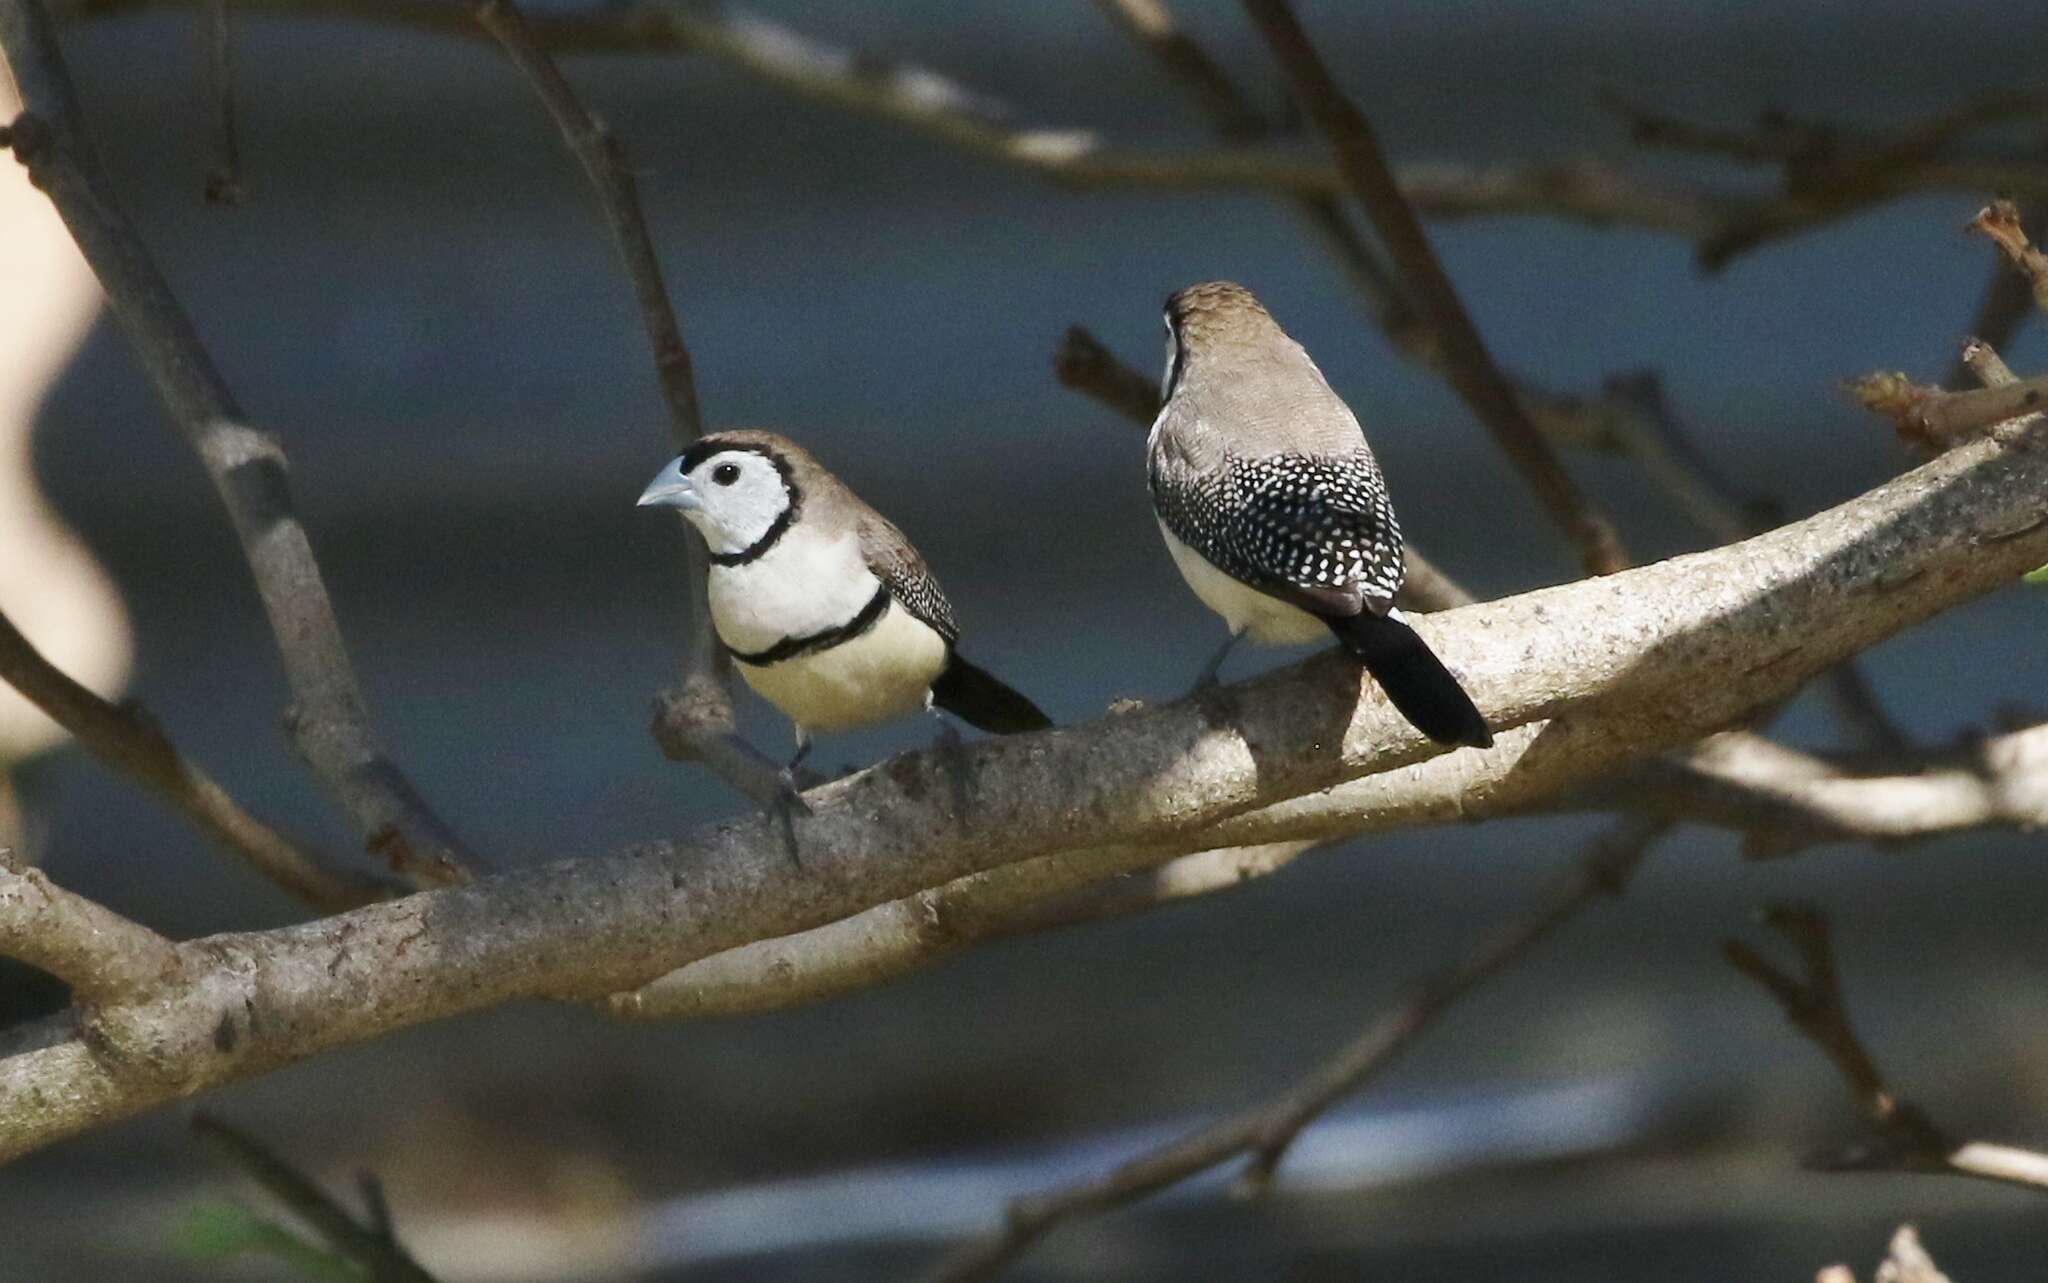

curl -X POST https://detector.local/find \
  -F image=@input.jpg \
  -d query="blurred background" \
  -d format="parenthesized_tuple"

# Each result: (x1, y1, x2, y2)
(5, 1, 2048, 1278)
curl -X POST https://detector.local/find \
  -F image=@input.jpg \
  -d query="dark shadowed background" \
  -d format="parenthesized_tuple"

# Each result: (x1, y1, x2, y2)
(6, 1, 2048, 1278)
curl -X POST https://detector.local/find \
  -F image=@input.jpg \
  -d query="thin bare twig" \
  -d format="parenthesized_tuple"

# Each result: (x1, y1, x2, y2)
(919, 814, 1664, 1283)
(1241, 0, 1629, 576)
(0, 848, 183, 1006)
(1726, 904, 2048, 1192)
(1946, 193, 2044, 387)
(193, 1113, 441, 1283)
(1962, 336, 2019, 389)
(0, 0, 477, 887)
(1848, 368, 2048, 449)
(0, 609, 383, 911)
(1606, 92, 2048, 270)
(1968, 199, 2048, 316)
(474, 0, 787, 808)
(199, 0, 243, 204)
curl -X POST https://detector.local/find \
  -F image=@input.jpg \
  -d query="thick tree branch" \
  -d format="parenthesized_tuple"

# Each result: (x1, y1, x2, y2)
(0, 847, 183, 1006)
(1727, 905, 2048, 1193)
(1241, 0, 1628, 576)
(644, 699, 2048, 1026)
(474, 0, 786, 809)
(0, 607, 386, 912)
(918, 814, 1665, 1283)
(612, 838, 1315, 1020)
(4, 420, 2047, 1162)
(0, 0, 477, 886)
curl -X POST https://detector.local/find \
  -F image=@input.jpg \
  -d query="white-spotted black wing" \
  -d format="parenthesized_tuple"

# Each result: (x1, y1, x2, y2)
(1151, 449, 1404, 615)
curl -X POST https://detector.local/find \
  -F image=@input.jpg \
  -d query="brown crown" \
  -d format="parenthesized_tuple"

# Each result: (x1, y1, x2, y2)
(1164, 280, 1276, 344)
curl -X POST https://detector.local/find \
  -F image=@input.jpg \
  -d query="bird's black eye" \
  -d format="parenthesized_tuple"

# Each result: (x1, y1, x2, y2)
(712, 462, 741, 486)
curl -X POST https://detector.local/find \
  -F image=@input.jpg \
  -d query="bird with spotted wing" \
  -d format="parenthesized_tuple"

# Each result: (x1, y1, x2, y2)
(1147, 281, 1491, 748)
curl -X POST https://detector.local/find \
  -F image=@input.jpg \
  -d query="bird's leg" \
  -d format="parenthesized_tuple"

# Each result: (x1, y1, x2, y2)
(769, 728, 814, 870)
(925, 698, 973, 818)
(1189, 629, 1244, 694)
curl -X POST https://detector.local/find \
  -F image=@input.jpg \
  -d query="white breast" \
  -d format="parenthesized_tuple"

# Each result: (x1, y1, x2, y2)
(735, 599, 949, 734)
(1158, 521, 1327, 646)
(706, 529, 877, 654)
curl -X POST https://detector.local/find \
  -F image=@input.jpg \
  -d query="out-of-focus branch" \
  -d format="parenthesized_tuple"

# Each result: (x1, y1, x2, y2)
(1242, 0, 1629, 576)
(193, 1114, 441, 1283)
(0, 846, 183, 1006)
(1089, 0, 1411, 341)
(1820, 1225, 1954, 1283)
(475, 0, 787, 809)
(56, 0, 2048, 270)
(1607, 722, 2048, 857)
(1969, 199, 2048, 315)
(1726, 905, 2048, 1193)
(918, 814, 1664, 1283)
(0, 608, 384, 911)
(199, 0, 242, 204)
(0, 0, 478, 887)
(1608, 91, 2048, 269)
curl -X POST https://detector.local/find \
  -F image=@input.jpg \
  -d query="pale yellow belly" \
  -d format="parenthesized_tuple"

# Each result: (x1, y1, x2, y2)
(735, 600, 950, 733)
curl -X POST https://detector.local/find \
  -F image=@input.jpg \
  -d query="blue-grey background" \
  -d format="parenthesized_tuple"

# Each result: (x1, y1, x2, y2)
(7, 1, 2048, 1278)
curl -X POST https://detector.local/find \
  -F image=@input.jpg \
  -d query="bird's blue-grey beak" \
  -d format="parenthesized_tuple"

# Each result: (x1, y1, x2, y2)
(637, 459, 700, 511)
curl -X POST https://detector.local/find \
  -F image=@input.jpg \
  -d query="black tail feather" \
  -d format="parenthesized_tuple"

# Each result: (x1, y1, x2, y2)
(931, 654, 1052, 734)
(1324, 612, 1492, 749)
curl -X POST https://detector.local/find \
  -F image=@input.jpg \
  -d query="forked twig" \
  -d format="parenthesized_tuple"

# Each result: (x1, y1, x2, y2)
(1726, 904, 2048, 1191)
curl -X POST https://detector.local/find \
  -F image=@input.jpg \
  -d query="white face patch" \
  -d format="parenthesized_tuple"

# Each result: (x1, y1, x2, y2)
(679, 449, 792, 555)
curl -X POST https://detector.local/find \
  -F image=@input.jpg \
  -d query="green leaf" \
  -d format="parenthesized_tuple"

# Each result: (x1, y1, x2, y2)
(172, 1202, 365, 1280)
(2025, 564, 2048, 584)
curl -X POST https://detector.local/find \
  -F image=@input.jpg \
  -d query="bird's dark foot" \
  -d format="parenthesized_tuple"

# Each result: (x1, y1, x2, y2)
(1186, 632, 1244, 697)
(928, 716, 973, 817)
(769, 769, 811, 870)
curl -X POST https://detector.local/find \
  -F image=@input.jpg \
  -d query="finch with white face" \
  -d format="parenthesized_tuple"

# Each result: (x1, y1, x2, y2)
(638, 430, 1050, 784)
